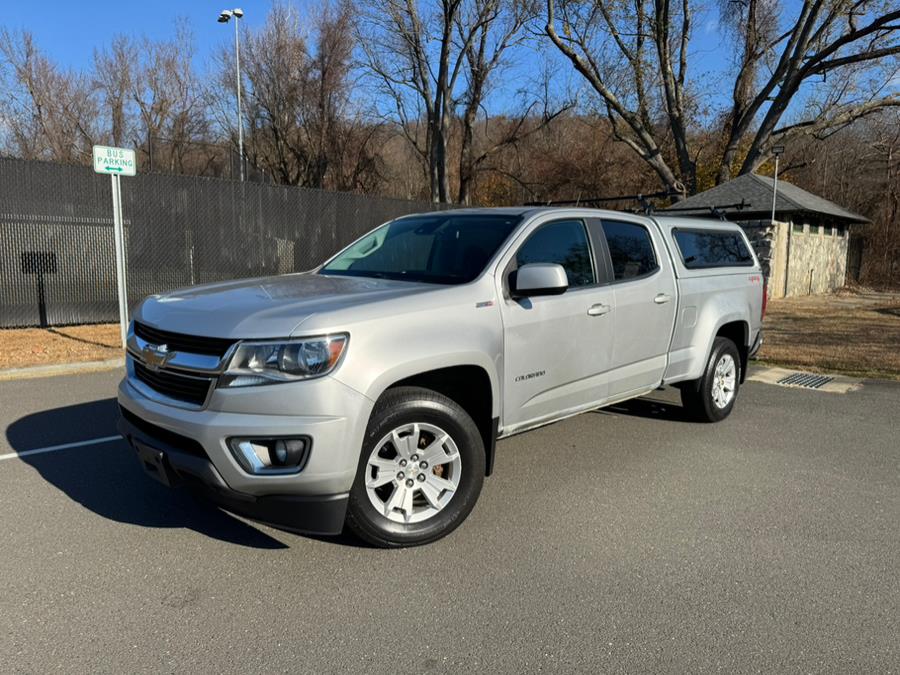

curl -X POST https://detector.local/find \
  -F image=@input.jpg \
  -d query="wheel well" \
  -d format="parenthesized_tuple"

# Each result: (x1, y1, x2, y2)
(387, 366, 497, 476)
(717, 321, 749, 383)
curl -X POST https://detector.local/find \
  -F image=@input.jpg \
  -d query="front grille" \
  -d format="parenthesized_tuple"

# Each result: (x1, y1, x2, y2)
(119, 406, 208, 459)
(134, 361, 212, 406)
(134, 321, 235, 357)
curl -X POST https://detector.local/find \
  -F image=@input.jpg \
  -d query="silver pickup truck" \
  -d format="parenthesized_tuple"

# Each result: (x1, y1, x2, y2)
(118, 207, 764, 547)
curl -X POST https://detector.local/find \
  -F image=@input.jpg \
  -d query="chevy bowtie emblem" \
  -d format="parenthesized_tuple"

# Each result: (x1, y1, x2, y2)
(142, 342, 174, 369)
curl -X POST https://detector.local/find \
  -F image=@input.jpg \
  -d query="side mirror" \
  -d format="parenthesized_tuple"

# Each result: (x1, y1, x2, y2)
(511, 263, 568, 298)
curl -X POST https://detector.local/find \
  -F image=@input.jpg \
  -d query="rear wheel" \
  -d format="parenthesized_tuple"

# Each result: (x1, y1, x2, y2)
(681, 337, 741, 422)
(346, 386, 485, 547)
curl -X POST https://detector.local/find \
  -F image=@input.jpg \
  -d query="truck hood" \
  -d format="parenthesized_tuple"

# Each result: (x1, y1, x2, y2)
(135, 273, 434, 338)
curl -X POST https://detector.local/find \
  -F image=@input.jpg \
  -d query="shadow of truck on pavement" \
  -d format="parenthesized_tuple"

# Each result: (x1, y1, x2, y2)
(7, 397, 288, 549)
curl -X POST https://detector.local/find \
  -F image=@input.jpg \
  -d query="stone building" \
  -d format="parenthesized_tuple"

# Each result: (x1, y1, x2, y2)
(664, 173, 868, 299)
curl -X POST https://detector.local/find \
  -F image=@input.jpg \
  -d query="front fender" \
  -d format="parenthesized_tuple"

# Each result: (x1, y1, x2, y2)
(339, 351, 501, 419)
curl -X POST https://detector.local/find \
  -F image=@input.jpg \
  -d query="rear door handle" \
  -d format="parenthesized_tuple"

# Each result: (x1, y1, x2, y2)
(587, 303, 611, 316)
(654, 293, 672, 304)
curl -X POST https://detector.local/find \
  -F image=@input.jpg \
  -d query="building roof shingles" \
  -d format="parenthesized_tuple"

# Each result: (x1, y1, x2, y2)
(665, 173, 869, 224)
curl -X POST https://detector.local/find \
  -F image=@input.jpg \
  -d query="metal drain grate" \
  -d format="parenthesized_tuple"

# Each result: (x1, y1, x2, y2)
(776, 372, 835, 389)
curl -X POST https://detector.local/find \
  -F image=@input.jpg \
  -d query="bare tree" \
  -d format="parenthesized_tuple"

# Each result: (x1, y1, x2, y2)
(225, 2, 314, 184)
(778, 109, 899, 286)
(94, 36, 135, 148)
(456, 0, 567, 204)
(544, 0, 900, 196)
(358, 0, 464, 202)
(544, 0, 693, 195)
(218, 2, 378, 189)
(0, 29, 99, 163)
(131, 24, 211, 173)
(468, 112, 658, 205)
(718, 0, 900, 182)
(864, 114, 900, 285)
(358, 0, 539, 203)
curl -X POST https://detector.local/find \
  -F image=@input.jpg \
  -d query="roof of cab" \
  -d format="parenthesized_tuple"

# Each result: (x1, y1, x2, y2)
(401, 206, 750, 229)
(401, 205, 656, 220)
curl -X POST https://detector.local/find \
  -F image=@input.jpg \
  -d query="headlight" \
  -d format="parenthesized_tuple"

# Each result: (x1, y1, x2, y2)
(219, 334, 348, 387)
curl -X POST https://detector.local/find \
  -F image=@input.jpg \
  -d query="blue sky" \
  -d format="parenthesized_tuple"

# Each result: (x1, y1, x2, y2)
(1, 1, 736, 66)
(0, 1, 278, 68)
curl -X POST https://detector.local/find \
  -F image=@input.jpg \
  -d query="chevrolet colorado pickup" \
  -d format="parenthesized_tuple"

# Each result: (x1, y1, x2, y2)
(118, 207, 764, 547)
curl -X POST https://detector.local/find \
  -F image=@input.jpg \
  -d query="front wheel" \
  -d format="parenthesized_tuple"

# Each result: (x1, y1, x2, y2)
(345, 386, 485, 547)
(680, 337, 741, 423)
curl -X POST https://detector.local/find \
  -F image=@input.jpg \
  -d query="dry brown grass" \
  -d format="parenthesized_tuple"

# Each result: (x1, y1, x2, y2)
(759, 289, 900, 380)
(0, 323, 122, 370)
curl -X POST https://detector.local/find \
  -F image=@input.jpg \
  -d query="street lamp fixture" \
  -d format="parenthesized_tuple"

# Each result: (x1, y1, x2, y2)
(218, 8, 245, 181)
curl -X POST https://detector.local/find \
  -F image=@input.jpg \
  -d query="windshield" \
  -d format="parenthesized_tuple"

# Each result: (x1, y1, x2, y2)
(320, 213, 521, 285)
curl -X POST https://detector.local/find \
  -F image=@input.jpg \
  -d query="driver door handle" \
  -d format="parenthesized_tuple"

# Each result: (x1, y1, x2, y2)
(587, 303, 611, 317)
(654, 293, 672, 304)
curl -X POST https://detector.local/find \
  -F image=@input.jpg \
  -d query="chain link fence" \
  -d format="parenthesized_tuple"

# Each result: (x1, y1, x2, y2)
(0, 157, 445, 328)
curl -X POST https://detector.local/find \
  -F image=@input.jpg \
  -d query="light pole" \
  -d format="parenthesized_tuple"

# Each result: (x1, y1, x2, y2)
(771, 144, 787, 297)
(218, 8, 245, 181)
(770, 144, 785, 225)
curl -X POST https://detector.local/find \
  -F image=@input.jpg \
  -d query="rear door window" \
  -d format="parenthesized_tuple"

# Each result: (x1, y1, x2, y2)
(673, 229, 754, 269)
(601, 220, 659, 281)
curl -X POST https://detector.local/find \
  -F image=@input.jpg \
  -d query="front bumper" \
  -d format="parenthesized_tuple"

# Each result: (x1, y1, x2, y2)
(117, 366, 375, 535)
(118, 413, 348, 535)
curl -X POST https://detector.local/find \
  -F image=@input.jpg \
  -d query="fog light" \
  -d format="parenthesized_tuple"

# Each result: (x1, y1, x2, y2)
(228, 437, 310, 475)
(270, 439, 306, 467)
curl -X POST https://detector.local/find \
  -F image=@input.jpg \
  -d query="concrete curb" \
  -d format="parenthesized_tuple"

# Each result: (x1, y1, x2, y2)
(0, 357, 124, 382)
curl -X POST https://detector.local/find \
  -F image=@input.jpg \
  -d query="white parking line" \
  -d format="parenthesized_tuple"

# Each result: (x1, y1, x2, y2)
(0, 435, 122, 462)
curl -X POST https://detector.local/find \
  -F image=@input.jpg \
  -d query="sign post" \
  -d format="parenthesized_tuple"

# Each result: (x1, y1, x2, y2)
(93, 145, 136, 349)
(21, 252, 58, 328)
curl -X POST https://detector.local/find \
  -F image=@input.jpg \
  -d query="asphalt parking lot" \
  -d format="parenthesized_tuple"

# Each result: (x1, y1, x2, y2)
(1, 369, 898, 673)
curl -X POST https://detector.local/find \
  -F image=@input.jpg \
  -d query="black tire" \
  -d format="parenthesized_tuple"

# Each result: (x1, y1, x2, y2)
(680, 337, 741, 423)
(345, 386, 485, 548)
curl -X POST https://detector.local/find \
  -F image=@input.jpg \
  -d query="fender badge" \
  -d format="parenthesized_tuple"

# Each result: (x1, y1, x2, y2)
(475, 300, 494, 308)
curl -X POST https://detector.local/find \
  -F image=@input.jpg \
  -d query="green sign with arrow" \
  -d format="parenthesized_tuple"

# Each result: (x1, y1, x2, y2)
(93, 145, 136, 176)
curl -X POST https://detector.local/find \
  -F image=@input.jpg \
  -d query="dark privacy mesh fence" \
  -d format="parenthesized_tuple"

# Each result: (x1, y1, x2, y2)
(0, 157, 444, 328)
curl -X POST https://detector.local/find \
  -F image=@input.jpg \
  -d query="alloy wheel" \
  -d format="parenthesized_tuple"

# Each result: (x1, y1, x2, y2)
(711, 353, 737, 409)
(364, 422, 462, 524)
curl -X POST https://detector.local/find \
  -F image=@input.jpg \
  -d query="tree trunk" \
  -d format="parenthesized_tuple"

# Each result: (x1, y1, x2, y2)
(437, 113, 451, 203)
(718, 142, 739, 184)
(457, 96, 479, 205)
